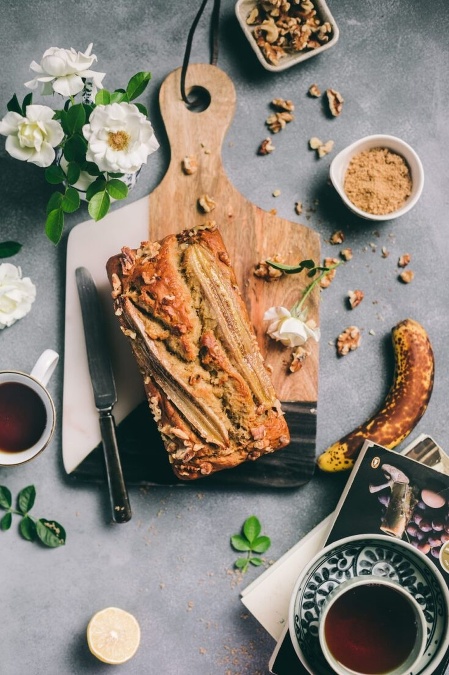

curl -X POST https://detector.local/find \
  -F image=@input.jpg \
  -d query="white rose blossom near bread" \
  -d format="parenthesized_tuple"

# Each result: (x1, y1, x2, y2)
(25, 43, 105, 97)
(264, 306, 320, 348)
(0, 263, 36, 329)
(0, 105, 64, 167)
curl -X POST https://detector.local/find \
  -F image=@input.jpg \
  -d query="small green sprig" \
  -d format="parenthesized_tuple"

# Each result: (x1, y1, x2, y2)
(0, 485, 66, 548)
(0, 241, 22, 258)
(230, 515, 271, 573)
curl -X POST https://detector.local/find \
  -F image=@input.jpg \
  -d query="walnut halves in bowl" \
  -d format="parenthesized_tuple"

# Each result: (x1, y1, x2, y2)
(106, 223, 290, 481)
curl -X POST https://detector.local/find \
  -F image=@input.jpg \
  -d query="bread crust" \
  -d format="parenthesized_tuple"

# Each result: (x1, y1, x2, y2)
(107, 223, 290, 480)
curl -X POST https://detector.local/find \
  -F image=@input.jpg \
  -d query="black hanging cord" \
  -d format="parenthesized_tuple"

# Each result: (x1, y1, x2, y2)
(180, 0, 221, 105)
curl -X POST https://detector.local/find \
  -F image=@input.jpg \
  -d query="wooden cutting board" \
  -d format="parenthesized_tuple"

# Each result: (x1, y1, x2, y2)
(63, 64, 320, 486)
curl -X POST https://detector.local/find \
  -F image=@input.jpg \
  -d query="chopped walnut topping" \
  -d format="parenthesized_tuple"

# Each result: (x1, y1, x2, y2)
(257, 137, 275, 155)
(246, 6, 259, 24)
(398, 253, 411, 267)
(340, 247, 353, 261)
(121, 327, 136, 340)
(295, 201, 303, 215)
(111, 272, 122, 299)
(272, 98, 295, 112)
(289, 344, 310, 373)
(320, 257, 339, 288)
(254, 255, 284, 281)
(348, 289, 364, 309)
(170, 427, 190, 441)
(308, 83, 321, 97)
(198, 194, 216, 213)
(337, 326, 361, 356)
(330, 229, 345, 245)
(399, 270, 415, 284)
(326, 88, 344, 116)
(181, 155, 198, 175)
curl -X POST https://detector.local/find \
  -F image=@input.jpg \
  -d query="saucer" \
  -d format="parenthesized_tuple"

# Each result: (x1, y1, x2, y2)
(289, 534, 449, 675)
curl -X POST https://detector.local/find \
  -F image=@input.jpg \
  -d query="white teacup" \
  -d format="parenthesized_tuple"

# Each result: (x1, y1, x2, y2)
(318, 576, 427, 675)
(0, 350, 59, 466)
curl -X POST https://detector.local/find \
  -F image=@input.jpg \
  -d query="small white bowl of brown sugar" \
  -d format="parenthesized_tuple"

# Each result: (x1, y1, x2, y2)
(329, 135, 424, 221)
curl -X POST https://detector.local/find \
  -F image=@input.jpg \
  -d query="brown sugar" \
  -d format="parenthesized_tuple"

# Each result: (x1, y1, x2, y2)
(344, 147, 412, 215)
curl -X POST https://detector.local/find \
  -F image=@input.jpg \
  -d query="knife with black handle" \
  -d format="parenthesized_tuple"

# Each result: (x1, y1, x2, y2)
(75, 266, 132, 523)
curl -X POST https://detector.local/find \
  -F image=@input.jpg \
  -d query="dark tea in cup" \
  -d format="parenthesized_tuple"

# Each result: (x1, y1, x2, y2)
(0, 381, 47, 452)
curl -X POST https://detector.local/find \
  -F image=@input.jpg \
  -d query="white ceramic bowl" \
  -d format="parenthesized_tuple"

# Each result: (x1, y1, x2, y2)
(235, 0, 340, 72)
(329, 134, 424, 221)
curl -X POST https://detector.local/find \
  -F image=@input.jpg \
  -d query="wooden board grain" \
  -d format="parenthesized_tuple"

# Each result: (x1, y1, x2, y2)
(149, 64, 320, 402)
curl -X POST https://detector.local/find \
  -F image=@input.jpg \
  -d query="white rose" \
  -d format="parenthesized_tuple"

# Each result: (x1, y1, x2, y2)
(82, 102, 159, 174)
(0, 105, 64, 168)
(25, 43, 105, 97)
(264, 306, 320, 348)
(0, 263, 36, 329)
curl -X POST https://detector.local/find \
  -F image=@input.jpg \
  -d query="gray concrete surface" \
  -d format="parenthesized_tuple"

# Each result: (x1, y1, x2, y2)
(0, 1, 448, 673)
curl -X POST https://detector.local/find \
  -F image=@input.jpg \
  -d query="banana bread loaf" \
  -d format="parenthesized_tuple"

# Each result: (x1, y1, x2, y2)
(106, 222, 290, 480)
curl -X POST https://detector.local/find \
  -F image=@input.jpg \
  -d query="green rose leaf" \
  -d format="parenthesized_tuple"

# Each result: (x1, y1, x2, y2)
(66, 103, 86, 134)
(106, 179, 128, 200)
(21, 92, 33, 114)
(45, 208, 65, 245)
(66, 162, 81, 186)
(0, 241, 22, 258)
(20, 516, 37, 541)
(86, 177, 106, 201)
(88, 190, 111, 221)
(107, 172, 124, 178)
(53, 109, 69, 134)
(36, 519, 66, 547)
(61, 187, 81, 214)
(110, 90, 129, 104)
(126, 71, 152, 101)
(63, 134, 87, 163)
(95, 89, 111, 105)
(230, 534, 251, 552)
(249, 557, 263, 567)
(46, 192, 64, 214)
(17, 485, 36, 514)
(250, 535, 271, 554)
(0, 486, 12, 509)
(45, 164, 66, 185)
(83, 161, 101, 176)
(134, 103, 148, 117)
(82, 103, 94, 122)
(243, 515, 261, 544)
(6, 94, 22, 115)
(1, 512, 12, 531)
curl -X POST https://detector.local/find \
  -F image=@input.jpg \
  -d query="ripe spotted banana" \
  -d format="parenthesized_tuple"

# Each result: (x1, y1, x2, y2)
(317, 318, 434, 472)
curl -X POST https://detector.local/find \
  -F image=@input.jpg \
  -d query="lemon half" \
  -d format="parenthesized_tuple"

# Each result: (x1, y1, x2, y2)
(87, 607, 141, 665)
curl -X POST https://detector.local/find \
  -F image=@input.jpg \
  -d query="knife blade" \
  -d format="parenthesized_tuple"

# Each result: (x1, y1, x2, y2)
(75, 266, 132, 523)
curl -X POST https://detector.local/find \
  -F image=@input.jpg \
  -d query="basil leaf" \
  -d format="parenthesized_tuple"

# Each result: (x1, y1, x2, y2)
(230, 534, 251, 552)
(36, 519, 66, 547)
(45, 164, 66, 185)
(66, 162, 81, 186)
(0, 486, 12, 509)
(61, 187, 80, 214)
(66, 103, 86, 134)
(46, 192, 64, 214)
(1, 512, 12, 531)
(250, 535, 271, 554)
(63, 134, 87, 163)
(6, 94, 22, 115)
(18, 485, 36, 514)
(249, 557, 263, 566)
(45, 209, 64, 244)
(95, 89, 111, 105)
(243, 515, 261, 545)
(20, 516, 37, 541)
(22, 92, 33, 114)
(126, 71, 151, 101)
(88, 190, 110, 221)
(106, 179, 128, 200)
(0, 241, 22, 258)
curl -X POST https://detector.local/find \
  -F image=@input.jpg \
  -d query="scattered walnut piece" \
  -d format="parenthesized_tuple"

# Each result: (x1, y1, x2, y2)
(272, 189, 281, 197)
(398, 253, 411, 267)
(257, 137, 275, 155)
(347, 289, 364, 309)
(381, 247, 390, 258)
(254, 254, 284, 281)
(266, 111, 294, 133)
(330, 230, 345, 245)
(309, 136, 323, 150)
(295, 201, 303, 215)
(320, 257, 339, 288)
(289, 344, 310, 373)
(317, 140, 334, 158)
(399, 270, 415, 284)
(337, 326, 361, 356)
(198, 194, 216, 213)
(181, 155, 198, 175)
(272, 98, 295, 112)
(308, 83, 321, 97)
(340, 247, 353, 261)
(326, 88, 344, 116)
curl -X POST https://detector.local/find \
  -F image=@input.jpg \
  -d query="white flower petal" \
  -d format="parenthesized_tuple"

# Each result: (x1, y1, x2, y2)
(0, 264, 36, 330)
(28, 141, 55, 167)
(5, 135, 34, 161)
(52, 73, 84, 96)
(0, 111, 24, 135)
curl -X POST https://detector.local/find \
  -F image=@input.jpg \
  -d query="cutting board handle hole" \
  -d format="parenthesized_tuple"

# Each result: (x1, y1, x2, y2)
(184, 86, 211, 113)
